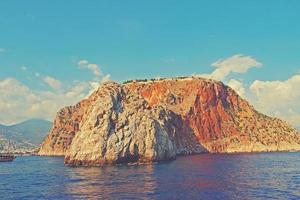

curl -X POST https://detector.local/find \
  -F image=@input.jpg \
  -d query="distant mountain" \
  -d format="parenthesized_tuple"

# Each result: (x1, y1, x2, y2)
(0, 119, 52, 153)
(7, 119, 53, 144)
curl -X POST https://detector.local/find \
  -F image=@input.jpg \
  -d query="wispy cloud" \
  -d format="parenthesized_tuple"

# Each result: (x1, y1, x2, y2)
(42, 76, 61, 90)
(0, 78, 91, 124)
(198, 54, 262, 81)
(0, 48, 6, 53)
(78, 59, 102, 77)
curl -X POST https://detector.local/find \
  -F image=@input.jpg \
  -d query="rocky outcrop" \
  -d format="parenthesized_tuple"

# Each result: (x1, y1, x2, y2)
(38, 100, 90, 156)
(39, 77, 300, 165)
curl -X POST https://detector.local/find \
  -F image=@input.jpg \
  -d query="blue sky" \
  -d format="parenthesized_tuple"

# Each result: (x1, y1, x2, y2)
(0, 0, 300, 127)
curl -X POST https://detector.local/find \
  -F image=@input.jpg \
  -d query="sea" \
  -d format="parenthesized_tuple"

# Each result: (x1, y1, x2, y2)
(1, 152, 300, 200)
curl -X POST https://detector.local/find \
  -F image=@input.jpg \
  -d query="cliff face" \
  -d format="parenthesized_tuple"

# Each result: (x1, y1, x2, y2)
(38, 100, 89, 156)
(39, 77, 300, 165)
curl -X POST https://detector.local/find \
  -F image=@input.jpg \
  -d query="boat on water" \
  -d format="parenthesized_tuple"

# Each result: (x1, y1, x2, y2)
(0, 153, 15, 162)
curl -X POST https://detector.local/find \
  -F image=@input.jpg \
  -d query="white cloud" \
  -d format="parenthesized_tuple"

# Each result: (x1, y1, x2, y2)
(0, 58, 110, 124)
(283, 109, 300, 129)
(0, 48, 5, 53)
(78, 60, 89, 65)
(227, 79, 246, 98)
(78, 59, 102, 76)
(20, 66, 27, 71)
(195, 54, 300, 129)
(248, 75, 300, 128)
(220, 73, 300, 129)
(42, 76, 61, 90)
(198, 54, 262, 81)
(0, 78, 95, 125)
(65, 81, 89, 98)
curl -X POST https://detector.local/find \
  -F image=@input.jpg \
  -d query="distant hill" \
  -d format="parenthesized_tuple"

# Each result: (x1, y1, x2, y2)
(0, 119, 52, 153)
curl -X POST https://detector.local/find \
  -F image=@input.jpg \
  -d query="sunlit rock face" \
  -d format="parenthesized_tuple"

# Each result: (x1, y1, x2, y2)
(39, 77, 300, 166)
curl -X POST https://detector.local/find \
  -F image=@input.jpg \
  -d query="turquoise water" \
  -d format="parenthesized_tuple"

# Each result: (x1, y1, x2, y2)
(1, 153, 300, 199)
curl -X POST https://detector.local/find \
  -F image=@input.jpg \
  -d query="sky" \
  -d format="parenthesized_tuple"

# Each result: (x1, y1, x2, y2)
(0, 0, 300, 129)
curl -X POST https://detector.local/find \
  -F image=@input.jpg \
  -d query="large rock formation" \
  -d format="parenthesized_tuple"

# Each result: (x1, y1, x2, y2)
(39, 77, 300, 166)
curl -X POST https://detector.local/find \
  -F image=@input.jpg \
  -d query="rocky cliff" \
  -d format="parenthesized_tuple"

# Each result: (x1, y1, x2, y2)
(38, 77, 300, 165)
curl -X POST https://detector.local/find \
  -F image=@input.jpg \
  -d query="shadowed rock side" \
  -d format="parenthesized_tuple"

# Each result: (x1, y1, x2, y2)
(39, 77, 300, 165)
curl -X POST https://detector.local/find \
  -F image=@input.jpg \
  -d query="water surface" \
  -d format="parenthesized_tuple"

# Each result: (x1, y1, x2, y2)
(1, 152, 300, 199)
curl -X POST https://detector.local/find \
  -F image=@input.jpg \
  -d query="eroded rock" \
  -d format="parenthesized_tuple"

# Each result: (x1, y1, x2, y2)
(39, 77, 300, 165)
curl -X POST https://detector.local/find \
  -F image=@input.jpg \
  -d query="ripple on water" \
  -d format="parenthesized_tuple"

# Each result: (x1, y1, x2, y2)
(1, 152, 300, 199)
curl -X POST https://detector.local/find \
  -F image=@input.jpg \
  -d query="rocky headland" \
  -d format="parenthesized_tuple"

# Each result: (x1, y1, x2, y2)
(38, 77, 300, 166)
